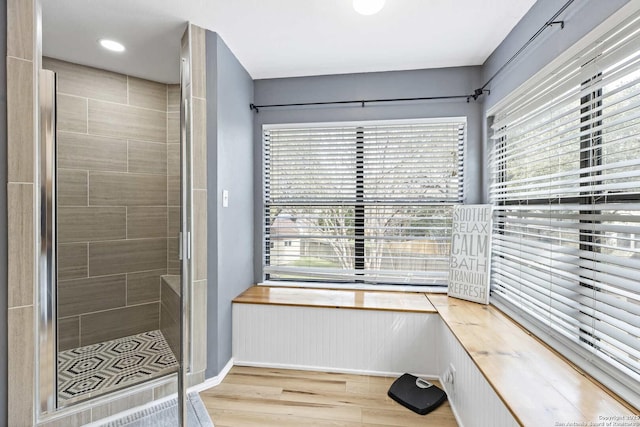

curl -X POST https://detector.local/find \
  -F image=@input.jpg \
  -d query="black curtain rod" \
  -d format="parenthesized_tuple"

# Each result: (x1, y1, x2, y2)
(250, 0, 574, 113)
(480, 0, 574, 91)
(250, 95, 471, 113)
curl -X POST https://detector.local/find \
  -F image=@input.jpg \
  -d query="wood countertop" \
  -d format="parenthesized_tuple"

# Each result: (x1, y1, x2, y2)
(428, 294, 638, 426)
(233, 286, 437, 313)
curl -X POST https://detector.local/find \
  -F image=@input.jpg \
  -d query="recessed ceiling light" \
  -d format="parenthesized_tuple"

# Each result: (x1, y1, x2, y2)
(99, 39, 125, 52)
(353, 0, 386, 15)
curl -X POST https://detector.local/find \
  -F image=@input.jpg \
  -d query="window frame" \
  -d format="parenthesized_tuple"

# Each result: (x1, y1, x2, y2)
(262, 117, 467, 291)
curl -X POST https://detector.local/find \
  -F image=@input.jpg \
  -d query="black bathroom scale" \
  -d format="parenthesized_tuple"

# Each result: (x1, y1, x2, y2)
(388, 373, 447, 415)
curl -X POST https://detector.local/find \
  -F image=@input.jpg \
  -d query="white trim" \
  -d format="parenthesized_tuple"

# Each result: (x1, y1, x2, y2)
(233, 360, 438, 381)
(260, 280, 448, 293)
(263, 116, 467, 131)
(487, 0, 640, 116)
(187, 358, 235, 393)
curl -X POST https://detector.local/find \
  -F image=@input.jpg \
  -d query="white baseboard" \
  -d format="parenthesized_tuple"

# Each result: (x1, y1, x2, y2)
(233, 359, 439, 381)
(188, 357, 234, 393)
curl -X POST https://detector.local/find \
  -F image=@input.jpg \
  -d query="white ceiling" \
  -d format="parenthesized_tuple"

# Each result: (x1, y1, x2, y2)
(42, 0, 536, 84)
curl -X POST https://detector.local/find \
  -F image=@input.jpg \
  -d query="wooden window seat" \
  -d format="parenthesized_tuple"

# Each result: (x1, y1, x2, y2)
(428, 294, 636, 426)
(232, 286, 637, 426)
(232, 285, 438, 313)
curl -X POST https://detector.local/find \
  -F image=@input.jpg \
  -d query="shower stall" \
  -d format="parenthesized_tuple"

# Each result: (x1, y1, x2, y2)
(2, 0, 210, 424)
(36, 10, 196, 424)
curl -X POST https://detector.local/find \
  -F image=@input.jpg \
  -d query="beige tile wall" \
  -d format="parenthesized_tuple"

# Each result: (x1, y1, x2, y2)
(43, 57, 177, 349)
(7, 0, 36, 424)
(160, 277, 180, 358)
(167, 84, 181, 275)
(189, 24, 208, 376)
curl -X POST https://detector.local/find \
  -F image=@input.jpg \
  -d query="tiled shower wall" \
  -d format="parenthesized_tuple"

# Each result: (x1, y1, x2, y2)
(43, 58, 181, 349)
(167, 84, 181, 275)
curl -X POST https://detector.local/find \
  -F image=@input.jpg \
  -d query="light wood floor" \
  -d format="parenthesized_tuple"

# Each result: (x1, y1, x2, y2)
(200, 366, 458, 427)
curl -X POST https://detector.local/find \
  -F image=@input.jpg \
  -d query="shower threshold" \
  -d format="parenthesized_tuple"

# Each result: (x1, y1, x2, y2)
(58, 329, 178, 405)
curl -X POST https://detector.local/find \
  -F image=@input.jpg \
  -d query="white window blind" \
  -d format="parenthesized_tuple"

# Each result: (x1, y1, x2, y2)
(264, 119, 465, 285)
(489, 12, 640, 404)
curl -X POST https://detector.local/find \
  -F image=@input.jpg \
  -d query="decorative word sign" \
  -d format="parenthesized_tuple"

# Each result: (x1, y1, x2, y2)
(448, 205, 491, 304)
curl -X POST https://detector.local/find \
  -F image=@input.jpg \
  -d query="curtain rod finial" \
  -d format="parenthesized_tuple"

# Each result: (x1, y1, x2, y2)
(470, 88, 490, 101)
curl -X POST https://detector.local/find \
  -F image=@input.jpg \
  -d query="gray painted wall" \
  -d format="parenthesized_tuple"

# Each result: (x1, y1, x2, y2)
(480, 0, 631, 201)
(1, 0, 7, 422)
(252, 67, 484, 281)
(205, 31, 254, 377)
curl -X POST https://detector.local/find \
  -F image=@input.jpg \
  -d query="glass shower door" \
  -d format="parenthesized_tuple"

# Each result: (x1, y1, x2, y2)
(49, 57, 182, 405)
(38, 3, 192, 425)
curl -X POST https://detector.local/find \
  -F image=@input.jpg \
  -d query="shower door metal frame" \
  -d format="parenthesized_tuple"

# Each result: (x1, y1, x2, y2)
(38, 68, 58, 416)
(178, 24, 194, 427)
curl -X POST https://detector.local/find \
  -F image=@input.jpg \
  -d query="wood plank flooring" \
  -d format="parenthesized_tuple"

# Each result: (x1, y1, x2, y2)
(200, 366, 458, 427)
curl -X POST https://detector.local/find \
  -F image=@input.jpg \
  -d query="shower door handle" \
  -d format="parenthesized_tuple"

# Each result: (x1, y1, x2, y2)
(186, 231, 191, 260)
(178, 231, 192, 260)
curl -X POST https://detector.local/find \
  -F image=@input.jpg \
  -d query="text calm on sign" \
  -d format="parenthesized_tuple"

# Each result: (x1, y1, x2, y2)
(448, 205, 492, 304)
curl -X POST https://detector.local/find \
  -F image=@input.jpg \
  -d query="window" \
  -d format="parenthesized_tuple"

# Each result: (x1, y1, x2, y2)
(489, 12, 640, 405)
(263, 119, 465, 286)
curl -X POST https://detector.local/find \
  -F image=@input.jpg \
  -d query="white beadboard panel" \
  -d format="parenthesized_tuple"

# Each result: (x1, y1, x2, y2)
(439, 321, 518, 427)
(233, 304, 440, 377)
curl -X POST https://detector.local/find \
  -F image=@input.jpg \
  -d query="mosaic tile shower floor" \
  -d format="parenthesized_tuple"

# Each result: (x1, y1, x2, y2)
(58, 330, 178, 404)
